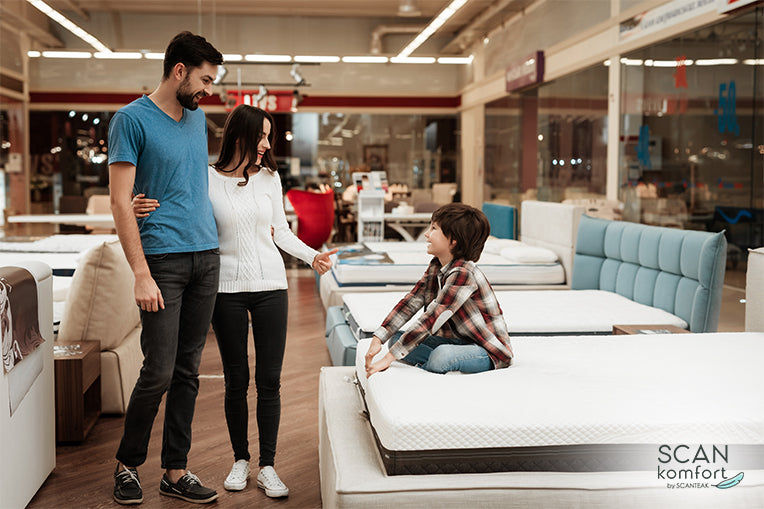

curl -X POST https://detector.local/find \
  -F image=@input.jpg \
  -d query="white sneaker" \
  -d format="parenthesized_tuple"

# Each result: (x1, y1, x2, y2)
(223, 460, 249, 491)
(256, 466, 289, 498)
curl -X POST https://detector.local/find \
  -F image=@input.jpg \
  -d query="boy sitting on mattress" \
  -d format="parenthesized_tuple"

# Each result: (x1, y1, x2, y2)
(365, 203, 513, 377)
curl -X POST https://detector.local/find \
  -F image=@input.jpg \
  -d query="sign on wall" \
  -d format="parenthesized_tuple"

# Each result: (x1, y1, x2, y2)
(505, 51, 544, 93)
(225, 90, 297, 112)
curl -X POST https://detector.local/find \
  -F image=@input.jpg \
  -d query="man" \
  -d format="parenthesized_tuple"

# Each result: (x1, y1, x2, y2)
(108, 31, 223, 505)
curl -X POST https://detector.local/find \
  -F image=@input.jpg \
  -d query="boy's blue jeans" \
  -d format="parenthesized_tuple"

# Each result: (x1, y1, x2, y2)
(388, 331, 492, 374)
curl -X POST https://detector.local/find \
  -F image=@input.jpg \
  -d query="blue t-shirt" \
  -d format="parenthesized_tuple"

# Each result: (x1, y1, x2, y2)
(108, 95, 218, 254)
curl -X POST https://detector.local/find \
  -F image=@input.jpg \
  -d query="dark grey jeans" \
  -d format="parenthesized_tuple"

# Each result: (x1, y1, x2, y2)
(116, 249, 219, 470)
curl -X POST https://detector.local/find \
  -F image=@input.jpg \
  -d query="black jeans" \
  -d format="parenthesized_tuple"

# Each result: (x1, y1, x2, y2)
(211, 289, 288, 467)
(116, 249, 219, 470)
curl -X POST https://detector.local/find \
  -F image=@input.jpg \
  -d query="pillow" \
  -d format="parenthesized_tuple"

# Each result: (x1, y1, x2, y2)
(483, 238, 523, 255)
(57, 240, 140, 350)
(500, 245, 558, 264)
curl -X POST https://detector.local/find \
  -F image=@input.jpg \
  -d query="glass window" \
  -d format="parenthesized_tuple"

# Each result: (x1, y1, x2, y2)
(619, 8, 763, 259)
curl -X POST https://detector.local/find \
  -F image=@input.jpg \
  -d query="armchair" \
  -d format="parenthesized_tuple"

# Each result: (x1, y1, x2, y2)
(285, 189, 335, 249)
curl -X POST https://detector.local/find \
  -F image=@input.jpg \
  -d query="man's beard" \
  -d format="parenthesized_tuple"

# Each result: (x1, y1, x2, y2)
(177, 77, 201, 110)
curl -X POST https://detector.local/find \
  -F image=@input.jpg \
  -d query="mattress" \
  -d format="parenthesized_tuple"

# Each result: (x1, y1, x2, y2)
(320, 366, 764, 509)
(355, 333, 764, 475)
(329, 241, 565, 286)
(342, 289, 688, 338)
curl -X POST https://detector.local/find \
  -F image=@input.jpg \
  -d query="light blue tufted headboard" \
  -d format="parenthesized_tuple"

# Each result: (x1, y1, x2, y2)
(571, 215, 727, 333)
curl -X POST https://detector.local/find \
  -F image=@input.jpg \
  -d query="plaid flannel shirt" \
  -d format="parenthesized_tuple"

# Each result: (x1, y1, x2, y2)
(373, 257, 514, 369)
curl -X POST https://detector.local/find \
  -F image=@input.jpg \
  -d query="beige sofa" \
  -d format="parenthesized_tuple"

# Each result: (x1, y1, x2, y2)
(57, 240, 142, 414)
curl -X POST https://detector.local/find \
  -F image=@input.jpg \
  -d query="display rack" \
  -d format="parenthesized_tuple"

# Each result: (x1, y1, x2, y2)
(357, 189, 385, 242)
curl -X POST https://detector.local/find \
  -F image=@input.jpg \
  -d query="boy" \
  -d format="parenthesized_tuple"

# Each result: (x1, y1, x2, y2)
(365, 203, 513, 377)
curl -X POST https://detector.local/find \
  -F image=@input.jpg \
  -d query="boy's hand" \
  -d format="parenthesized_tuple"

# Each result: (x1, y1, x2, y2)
(132, 193, 160, 218)
(366, 352, 394, 377)
(364, 336, 382, 372)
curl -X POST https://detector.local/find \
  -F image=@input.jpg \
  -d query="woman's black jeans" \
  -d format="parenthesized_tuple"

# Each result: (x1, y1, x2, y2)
(211, 289, 288, 467)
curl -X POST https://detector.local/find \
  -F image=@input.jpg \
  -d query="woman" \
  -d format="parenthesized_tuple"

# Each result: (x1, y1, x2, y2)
(133, 105, 336, 498)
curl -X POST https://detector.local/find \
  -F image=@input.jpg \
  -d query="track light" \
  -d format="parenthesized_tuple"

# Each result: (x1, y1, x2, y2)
(290, 64, 305, 85)
(254, 84, 268, 102)
(213, 65, 228, 85)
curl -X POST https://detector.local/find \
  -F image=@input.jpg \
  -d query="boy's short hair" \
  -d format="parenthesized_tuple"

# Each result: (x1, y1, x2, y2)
(162, 31, 223, 80)
(431, 203, 490, 262)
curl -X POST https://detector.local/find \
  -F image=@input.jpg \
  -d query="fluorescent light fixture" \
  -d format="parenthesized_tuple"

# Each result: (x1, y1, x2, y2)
(294, 55, 340, 63)
(27, 50, 41, 58)
(437, 56, 473, 64)
(342, 56, 389, 63)
(245, 54, 291, 62)
(695, 58, 738, 66)
(390, 56, 436, 64)
(603, 59, 611, 66)
(222, 54, 243, 62)
(94, 52, 143, 59)
(397, 0, 467, 58)
(619, 58, 643, 66)
(144, 52, 165, 60)
(42, 51, 92, 59)
(743, 59, 764, 65)
(26, 0, 112, 53)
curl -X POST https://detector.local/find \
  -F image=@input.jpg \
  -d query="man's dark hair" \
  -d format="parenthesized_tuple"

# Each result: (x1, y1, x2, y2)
(162, 31, 223, 80)
(431, 203, 490, 262)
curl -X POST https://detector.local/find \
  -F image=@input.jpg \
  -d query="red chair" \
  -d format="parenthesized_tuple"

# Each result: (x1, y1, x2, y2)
(285, 189, 335, 249)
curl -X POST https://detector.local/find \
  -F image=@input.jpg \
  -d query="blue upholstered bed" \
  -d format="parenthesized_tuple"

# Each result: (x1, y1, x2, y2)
(571, 215, 727, 333)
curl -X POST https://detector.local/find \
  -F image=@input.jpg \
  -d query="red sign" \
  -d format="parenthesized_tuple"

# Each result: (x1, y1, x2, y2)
(505, 51, 544, 93)
(225, 90, 297, 112)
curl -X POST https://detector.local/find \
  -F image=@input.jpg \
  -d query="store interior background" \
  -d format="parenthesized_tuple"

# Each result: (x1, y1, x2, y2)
(0, 0, 762, 276)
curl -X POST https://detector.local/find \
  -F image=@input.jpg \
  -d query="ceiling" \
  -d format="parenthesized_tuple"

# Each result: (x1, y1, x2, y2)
(38, 0, 535, 55)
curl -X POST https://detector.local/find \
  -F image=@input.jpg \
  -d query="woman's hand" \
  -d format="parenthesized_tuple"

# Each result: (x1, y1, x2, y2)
(132, 193, 159, 218)
(312, 248, 338, 275)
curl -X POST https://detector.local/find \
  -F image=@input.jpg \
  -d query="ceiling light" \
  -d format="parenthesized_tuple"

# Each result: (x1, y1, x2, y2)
(222, 54, 243, 62)
(254, 84, 268, 102)
(27, 51, 41, 58)
(213, 65, 228, 85)
(42, 51, 92, 59)
(294, 55, 340, 63)
(289, 64, 305, 85)
(144, 52, 165, 60)
(437, 56, 473, 64)
(94, 52, 143, 59)
(397, 0, 468, 58)
(695, 58, 738, 66)
(342, 56, 389, 63)
(390, 56, 436, 64)
(26, 0, 111, 53)
(398, 0, 422, 17)
(245, 54, 291, 62)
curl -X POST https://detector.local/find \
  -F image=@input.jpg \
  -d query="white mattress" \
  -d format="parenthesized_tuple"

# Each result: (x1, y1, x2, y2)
(355, 332, 764, 452)
(331, 241, 564, 286)
(0, 234, 117, 252)
(342, 289, 688, 336)
(0, 252, 82, 275)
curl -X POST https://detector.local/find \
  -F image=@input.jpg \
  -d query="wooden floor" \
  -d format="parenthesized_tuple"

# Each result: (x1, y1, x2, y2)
(29, 269, 330, 509)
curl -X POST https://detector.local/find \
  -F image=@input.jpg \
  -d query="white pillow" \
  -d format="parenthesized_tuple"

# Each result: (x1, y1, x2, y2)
(483, 238, 523, 255)
(500, 245, 558, 264)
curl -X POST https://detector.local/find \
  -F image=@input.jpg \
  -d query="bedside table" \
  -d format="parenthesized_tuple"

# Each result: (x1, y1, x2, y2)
(53, 340, 101, 442)
(612, 324, 690, 335)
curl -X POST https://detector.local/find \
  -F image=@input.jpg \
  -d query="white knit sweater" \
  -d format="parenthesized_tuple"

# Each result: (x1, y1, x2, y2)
(208, 165, 318, 293)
